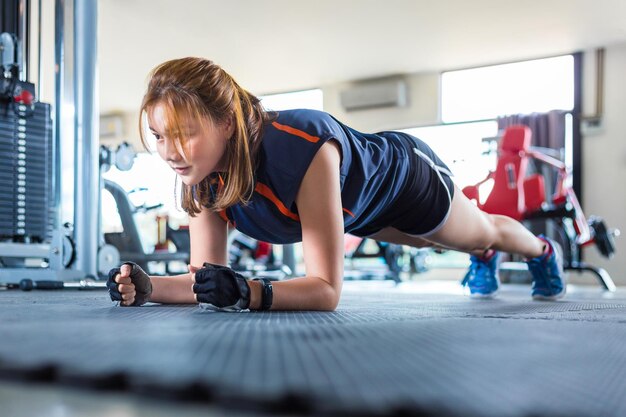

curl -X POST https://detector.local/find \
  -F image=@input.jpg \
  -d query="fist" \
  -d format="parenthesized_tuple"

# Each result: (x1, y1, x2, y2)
(107, 262, 152, 306)
(192, 263, 251, 311)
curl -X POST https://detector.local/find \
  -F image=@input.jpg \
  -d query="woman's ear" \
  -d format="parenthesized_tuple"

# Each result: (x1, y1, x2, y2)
(222, 114, 236, 139)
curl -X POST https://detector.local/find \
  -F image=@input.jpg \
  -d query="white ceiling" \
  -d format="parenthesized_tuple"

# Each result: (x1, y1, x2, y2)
(98, 0, 626, 114)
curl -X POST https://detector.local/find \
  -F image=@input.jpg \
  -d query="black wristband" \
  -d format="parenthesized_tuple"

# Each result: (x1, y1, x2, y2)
(254, 278, 273, 311)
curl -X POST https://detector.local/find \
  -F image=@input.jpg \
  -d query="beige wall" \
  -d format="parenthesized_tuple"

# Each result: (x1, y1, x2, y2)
(322, 73, 440, 132)
(112, 72, 441, 151)
(100, 111, 142, 148)
(580, 42, 626, 284)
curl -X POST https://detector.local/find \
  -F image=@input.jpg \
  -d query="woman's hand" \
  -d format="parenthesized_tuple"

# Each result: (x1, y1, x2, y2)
(107, 262, 153, 306)
(191, 263, 251, 311)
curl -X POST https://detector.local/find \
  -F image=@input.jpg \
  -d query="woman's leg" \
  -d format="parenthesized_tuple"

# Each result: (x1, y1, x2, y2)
(424, 185, 545, 258)
(369, 184, 564, 300)
(370, 185, 545, 257)
(427, 185, 564, 299)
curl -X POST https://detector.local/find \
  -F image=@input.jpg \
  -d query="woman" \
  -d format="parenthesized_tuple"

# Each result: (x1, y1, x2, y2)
(107, 57, 565, 311)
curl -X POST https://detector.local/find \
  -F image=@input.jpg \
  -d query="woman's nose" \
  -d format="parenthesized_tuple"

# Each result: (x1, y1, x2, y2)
(163, 139, 181, 161)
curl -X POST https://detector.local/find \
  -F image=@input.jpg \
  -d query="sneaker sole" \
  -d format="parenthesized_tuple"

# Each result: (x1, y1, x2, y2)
(532, 286, 566, 301)
(470, 290, 499, 299)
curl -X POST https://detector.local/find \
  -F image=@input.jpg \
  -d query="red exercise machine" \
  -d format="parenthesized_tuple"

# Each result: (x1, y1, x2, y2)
(462, 125, 619, 291)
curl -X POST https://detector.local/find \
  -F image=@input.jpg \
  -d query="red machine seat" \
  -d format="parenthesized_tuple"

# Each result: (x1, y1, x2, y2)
(467, 125, 533, 220)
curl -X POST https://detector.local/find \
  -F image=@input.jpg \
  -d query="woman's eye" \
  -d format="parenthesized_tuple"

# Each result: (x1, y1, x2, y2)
(153, 133, 161, 140)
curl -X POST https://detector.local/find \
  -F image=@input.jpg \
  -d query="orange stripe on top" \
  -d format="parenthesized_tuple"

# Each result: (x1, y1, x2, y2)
(255, 182, 300, 222)
(215, 175, 230, 224)
(217, 210, 229, 223)
(342, 208, 355, 218)
(272, 122, 320, 143)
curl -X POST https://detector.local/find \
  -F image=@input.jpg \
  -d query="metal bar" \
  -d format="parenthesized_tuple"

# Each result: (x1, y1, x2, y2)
(37, 0, 42, 99)
(0, 2, 18, 33)
(54, 0, 64, 222)
(72, 0, 98, 277)
(18, 0, 29, 81)
(526, 150, 566, 170)
(572, 52, 583, 264)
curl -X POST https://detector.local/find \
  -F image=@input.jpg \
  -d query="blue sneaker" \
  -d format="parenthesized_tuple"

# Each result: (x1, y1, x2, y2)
(527, 235, 566, 300)
(461, 251, 500, 298)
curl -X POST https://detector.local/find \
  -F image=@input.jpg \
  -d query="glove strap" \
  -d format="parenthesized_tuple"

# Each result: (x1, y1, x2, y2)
(254, 278, 273, 311)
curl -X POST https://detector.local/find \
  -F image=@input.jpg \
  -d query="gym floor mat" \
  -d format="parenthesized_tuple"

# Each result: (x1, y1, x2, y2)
(1, 282, 626, 416)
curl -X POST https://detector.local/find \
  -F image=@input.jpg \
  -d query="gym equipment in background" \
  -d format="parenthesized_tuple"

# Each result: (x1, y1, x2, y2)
(463, 125, 619, 291)
(167, 225, 291, 280)
(344, 235, 430, 282)
(0, 28, 53, 244)
(97, 142, 145, 276)
(0, 17, 71, 280)
(0, 0, 102, 285)
(101, 175, 188, 275)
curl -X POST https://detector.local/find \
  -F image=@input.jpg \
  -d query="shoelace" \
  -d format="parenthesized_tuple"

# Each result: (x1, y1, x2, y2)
(461, 259, 492, 287)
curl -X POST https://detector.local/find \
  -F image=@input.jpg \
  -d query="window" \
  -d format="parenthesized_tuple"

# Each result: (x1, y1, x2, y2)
(401, 121, 498, 190)
(441, 55, 574, 123)
(102, 153, 179, 253)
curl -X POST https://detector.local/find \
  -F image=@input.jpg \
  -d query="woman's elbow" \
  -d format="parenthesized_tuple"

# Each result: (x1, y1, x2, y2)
(318, 278, 341, 311)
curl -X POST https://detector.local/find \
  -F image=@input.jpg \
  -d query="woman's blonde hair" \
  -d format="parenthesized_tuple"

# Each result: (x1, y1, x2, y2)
(139, 57, 272, 215)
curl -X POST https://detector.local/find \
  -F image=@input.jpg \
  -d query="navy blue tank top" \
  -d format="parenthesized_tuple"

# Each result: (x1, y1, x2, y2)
(209, 109, 417, 244)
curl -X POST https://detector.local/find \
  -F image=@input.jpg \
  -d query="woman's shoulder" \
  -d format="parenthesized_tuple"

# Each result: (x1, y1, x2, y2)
(273, 108, 333, 124)
(266, 109, 343, 139)
(259, 109, 339, 175)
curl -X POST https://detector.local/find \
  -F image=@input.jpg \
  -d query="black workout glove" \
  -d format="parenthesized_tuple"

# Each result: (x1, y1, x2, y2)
(193, 262, 251, 311)
(107, 262, 152, 306)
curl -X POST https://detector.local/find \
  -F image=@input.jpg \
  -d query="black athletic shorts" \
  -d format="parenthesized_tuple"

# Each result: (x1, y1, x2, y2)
(387, 133, 455, 236)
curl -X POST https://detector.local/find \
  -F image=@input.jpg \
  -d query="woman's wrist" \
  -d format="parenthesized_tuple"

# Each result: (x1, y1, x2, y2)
(248, 279, 262, 310)
(145, 276, 154, 302)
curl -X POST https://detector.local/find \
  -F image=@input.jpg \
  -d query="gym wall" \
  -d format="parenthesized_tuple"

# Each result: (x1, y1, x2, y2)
(581, 42, 626, 284)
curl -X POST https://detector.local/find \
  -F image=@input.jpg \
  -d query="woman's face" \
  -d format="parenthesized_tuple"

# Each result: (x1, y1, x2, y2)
(148, 102, 232, 186)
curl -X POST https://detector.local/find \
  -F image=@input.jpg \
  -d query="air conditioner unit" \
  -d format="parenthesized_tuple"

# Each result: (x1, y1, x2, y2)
(340, 78, 408, 111)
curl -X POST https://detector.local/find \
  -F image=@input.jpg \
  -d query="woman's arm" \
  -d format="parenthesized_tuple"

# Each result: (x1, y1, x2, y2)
(149, 206, 229, 304)
(248, 140, 345, 311)
(149, 274, 196, 304)
(150, 141, 344, 310)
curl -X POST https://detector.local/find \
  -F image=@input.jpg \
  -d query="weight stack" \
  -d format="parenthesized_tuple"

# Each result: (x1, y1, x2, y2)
(0, 102, 54, 243)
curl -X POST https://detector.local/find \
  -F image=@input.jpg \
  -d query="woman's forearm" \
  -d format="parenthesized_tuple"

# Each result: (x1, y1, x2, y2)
(149, 274, 197, 304)
(249, 276, 341, 311)
(148, 272, 341, 311)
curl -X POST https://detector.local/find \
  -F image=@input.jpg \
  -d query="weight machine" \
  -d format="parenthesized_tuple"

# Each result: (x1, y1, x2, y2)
(0, 0, 102, 284)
